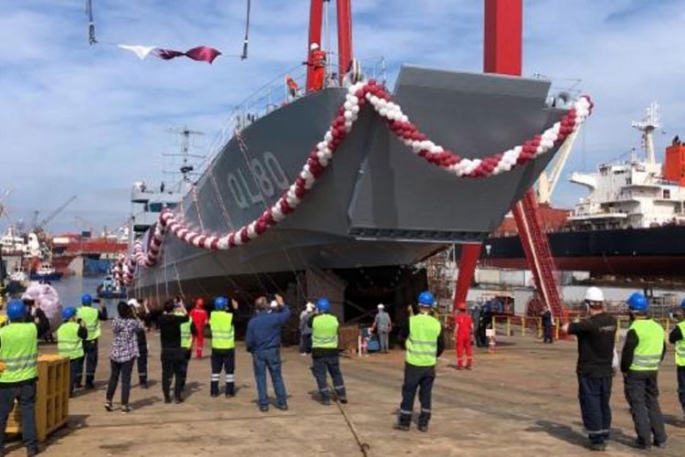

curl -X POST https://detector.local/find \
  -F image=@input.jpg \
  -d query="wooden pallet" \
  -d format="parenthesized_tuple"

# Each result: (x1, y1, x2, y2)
(5, 354, 70, 442)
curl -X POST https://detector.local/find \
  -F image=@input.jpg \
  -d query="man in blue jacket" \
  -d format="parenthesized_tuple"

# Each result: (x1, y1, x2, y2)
(246, 294, 291, 412)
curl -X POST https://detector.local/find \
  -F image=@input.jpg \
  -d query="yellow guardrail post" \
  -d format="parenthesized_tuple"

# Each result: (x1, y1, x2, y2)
(506, 316, 511, 336)
(554, 318, 560, 340)
(522, 317, 526, 337)
(536, 317, 542, 339)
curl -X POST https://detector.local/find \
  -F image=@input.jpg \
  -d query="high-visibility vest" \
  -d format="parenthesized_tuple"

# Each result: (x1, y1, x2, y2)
(406, 314, 442, 367)
(210, 311, 235, 350)
(57, 322, 84, 360)
(312, 314, 339, 349)
(629, 319, 664, 372)
(77, 306, 101, 341)
(676, 321, 685, 367)
(179, 318, 192, 349)
(0, 323, 38, 383)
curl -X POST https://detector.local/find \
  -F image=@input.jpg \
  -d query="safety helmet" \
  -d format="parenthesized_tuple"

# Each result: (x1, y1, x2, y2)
(584, 287, 604, 303)
(7, 299, 27, 321)
(316, 298, 330, 313)
(195, 298, 205, 308)
(215, 296, 228, 310)
(127, 299, 139, 308)
(627, 292, 649, 312)
(377, 304, 384, 310)
(310, 43, 319, 51)
(417, 291, 435, 307)
(81, 293, 93, 306)
(306, 302, 315, 312)
(457, 302, 467, 311)
(62, 306, 77, 320)
(680, 298, 685, 310)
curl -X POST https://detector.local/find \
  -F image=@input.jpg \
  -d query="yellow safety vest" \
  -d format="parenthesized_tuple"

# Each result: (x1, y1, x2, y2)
(0, 323, 38, 383)
(312, 314, 339, 349)
(77, 306, 101, 341)
(179, 316, 192, 349)
(210, 311, 235, 350)
(629, 319, 664, 372)
(406, 314, 442, 367)
(57, 322, 84, 360)
(675, 321, 685, 367)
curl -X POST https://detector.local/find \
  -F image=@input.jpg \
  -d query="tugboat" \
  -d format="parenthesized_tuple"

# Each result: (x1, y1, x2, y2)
(96, 275, 127, 299)
(29, 263, 63, 282)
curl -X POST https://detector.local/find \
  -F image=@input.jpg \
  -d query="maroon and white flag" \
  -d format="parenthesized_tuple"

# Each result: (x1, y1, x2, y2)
(118, 44, 222, 64)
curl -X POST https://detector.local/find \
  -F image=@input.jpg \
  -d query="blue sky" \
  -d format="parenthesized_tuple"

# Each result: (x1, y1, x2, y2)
(1, 0, 684, 235)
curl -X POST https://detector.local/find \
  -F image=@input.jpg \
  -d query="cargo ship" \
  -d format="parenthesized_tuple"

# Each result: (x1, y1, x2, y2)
(124, 1, 588, 314)
(471, 103, 685, 278)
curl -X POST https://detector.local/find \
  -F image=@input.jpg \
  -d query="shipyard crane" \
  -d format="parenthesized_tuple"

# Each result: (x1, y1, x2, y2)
(537, 128, 581, 204)
(34, 195, 77, 234)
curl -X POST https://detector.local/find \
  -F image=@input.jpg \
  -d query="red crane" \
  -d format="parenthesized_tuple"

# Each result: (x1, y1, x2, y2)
(454, 0, 566, 323)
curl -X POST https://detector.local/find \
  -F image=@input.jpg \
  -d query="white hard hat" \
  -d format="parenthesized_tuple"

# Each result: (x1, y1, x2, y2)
(306, 302, 315, 312)
(270, 300, 279, 308)
(310, 43, 319, 51)
(584, 286, 604, 302)
(127, 298, 140, 308)
(377, 304, 384, 309)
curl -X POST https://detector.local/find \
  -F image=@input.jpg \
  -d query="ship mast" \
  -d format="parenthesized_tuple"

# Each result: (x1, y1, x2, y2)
(631, 102, 661, 164)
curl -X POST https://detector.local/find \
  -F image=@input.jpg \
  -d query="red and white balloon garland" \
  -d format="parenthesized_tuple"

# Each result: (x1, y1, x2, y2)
(117, 79, 593, 285)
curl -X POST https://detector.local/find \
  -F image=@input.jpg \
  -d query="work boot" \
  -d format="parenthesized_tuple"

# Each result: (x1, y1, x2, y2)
(588, 443, 606, 452)
(632, 439, 650, 450)
(259, 405, 269, 413)
(104, 401, 113, 412)
(321, 397, 331, 406)
(175, 396, 184, 404)
(465, 365, 472, 370)
(26, 447, 41, 457)
(338, 396, 348, 404)
(276, 403, 289, 411)
(164, 395, 172, 404)
(418, 424, 428, 433)
(393, 423, 410, 432)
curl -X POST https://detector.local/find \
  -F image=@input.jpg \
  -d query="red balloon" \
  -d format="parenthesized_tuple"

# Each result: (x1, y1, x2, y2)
(256, 220, 267, 234)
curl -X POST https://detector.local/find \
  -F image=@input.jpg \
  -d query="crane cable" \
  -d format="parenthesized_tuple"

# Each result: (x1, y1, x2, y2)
(241, 0, 251, 60)
(86, 0, 97, 45)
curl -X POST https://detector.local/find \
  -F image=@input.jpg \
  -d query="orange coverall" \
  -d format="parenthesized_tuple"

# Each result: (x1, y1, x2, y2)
(309, 49, 326, 91)
(454, 312, 474, 368)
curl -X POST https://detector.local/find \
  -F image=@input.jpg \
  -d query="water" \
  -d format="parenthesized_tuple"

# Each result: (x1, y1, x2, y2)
(52, 276, 122, 318)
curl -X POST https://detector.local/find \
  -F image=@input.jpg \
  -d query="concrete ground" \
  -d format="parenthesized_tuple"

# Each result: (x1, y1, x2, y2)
(5, 327, 685, 457)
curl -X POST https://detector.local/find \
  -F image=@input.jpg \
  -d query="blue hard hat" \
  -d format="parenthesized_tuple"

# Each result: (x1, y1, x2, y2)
(214, 296, 228, 310)
(418, 291, 435, 307)
(681, 299, 685, 310)
(316, 298, 330, 312)
(62, 306, 77, 320)
(81, 293, 93, 305)
(7, 299, 27, 321)
(627, 292, 648, 312)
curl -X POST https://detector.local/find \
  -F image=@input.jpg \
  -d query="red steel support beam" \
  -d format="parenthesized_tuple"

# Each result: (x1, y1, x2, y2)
(306, 0, 325, 92)
(453, 0, 522, 309)
(336, 0, 353, 84)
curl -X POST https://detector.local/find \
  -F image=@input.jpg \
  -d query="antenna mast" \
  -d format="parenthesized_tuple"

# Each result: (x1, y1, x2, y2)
(631, 102, 661, 164)
(164, 127, 206, 185)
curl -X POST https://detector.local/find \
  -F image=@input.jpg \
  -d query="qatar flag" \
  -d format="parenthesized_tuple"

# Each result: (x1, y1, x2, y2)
(118, 44, 222, 64)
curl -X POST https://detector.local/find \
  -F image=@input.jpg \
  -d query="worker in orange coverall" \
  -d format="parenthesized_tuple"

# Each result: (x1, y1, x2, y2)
(189, 298, 208, 359)
(308, 43, 326, 92)
(454, 302, 474, 370)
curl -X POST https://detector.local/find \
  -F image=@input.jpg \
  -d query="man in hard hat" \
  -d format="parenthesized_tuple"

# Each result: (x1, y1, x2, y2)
(395, 291, 444, 432)
(668, 298, 685, 420)
(307, 43, 326, 92)
(246, 294, 291, 412)
(174, 302, 194, 393)
(621, 292, 667, 450)
(57, 306, 88, 396)
(299, 302, 315, 355)
(190, 298, 208, 359)
(373, 304, 393, 353)
(76, 293, 108, 389)
(209, 296, 240, 398)
(454, 302, 474, 370)
(307, 298, 347, 405)
(561, 286, 617, 451)
(0, 299, 40, 456)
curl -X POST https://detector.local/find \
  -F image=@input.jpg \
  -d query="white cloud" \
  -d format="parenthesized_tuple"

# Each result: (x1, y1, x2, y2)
(1, 0, 684, 232)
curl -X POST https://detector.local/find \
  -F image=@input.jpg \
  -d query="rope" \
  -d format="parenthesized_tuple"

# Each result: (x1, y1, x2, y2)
(328, 383, 371, 457)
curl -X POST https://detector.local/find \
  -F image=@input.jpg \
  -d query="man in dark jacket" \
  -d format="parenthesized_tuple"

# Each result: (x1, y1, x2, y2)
(245, 294, 291, 412)
(562, 287, 617, 451)
(158, 300, 190, 404)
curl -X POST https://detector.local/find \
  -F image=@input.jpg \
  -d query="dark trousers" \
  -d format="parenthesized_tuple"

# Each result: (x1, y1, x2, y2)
(300, 333, 312, 354)
(399, 363, 435, 427)
(210, 349, 235, 396)
(312, 354, 346, 400)
(106, 359, 134, 405)
(252, 348, 288, 408)
(161, 349, 185, 400)
(578, 375, 612, 444)
(0, 382, 38, 453)
(69, 357, 84, 395)
(137, 348, 148, 385)
(180, 350, 191, 392)
(624, 371, 667, 446)
(80, 338, 99, 385)
(677, 367, 685, 416)
(543, 323, 554, 343)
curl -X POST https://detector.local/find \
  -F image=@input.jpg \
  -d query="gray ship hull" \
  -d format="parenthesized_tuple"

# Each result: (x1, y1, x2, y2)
(132, 66, 566, 305)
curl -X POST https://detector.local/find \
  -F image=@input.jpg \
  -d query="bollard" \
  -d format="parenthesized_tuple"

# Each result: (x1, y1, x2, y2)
(537, 317, 542, 339)
(486, 329, 496, 353)
(554, 318, 560, 340)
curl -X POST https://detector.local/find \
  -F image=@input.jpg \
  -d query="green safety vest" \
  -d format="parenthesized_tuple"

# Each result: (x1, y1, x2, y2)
(406, 314, 442, 367)
(210, 311, 235, 349)
(77, 306, 101, 341)
(57, 322, 84, 360)
(629, 319, 664, 372)
(177, 314, 192, 349)
(312, 314, 339, 349)
(675, 321, 685, 367)
(0, 323, 39, 383)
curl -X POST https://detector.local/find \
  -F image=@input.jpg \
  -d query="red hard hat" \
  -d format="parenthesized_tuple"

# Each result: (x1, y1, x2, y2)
(194, 298, 205, 308)
(457, 302, 467, 310)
